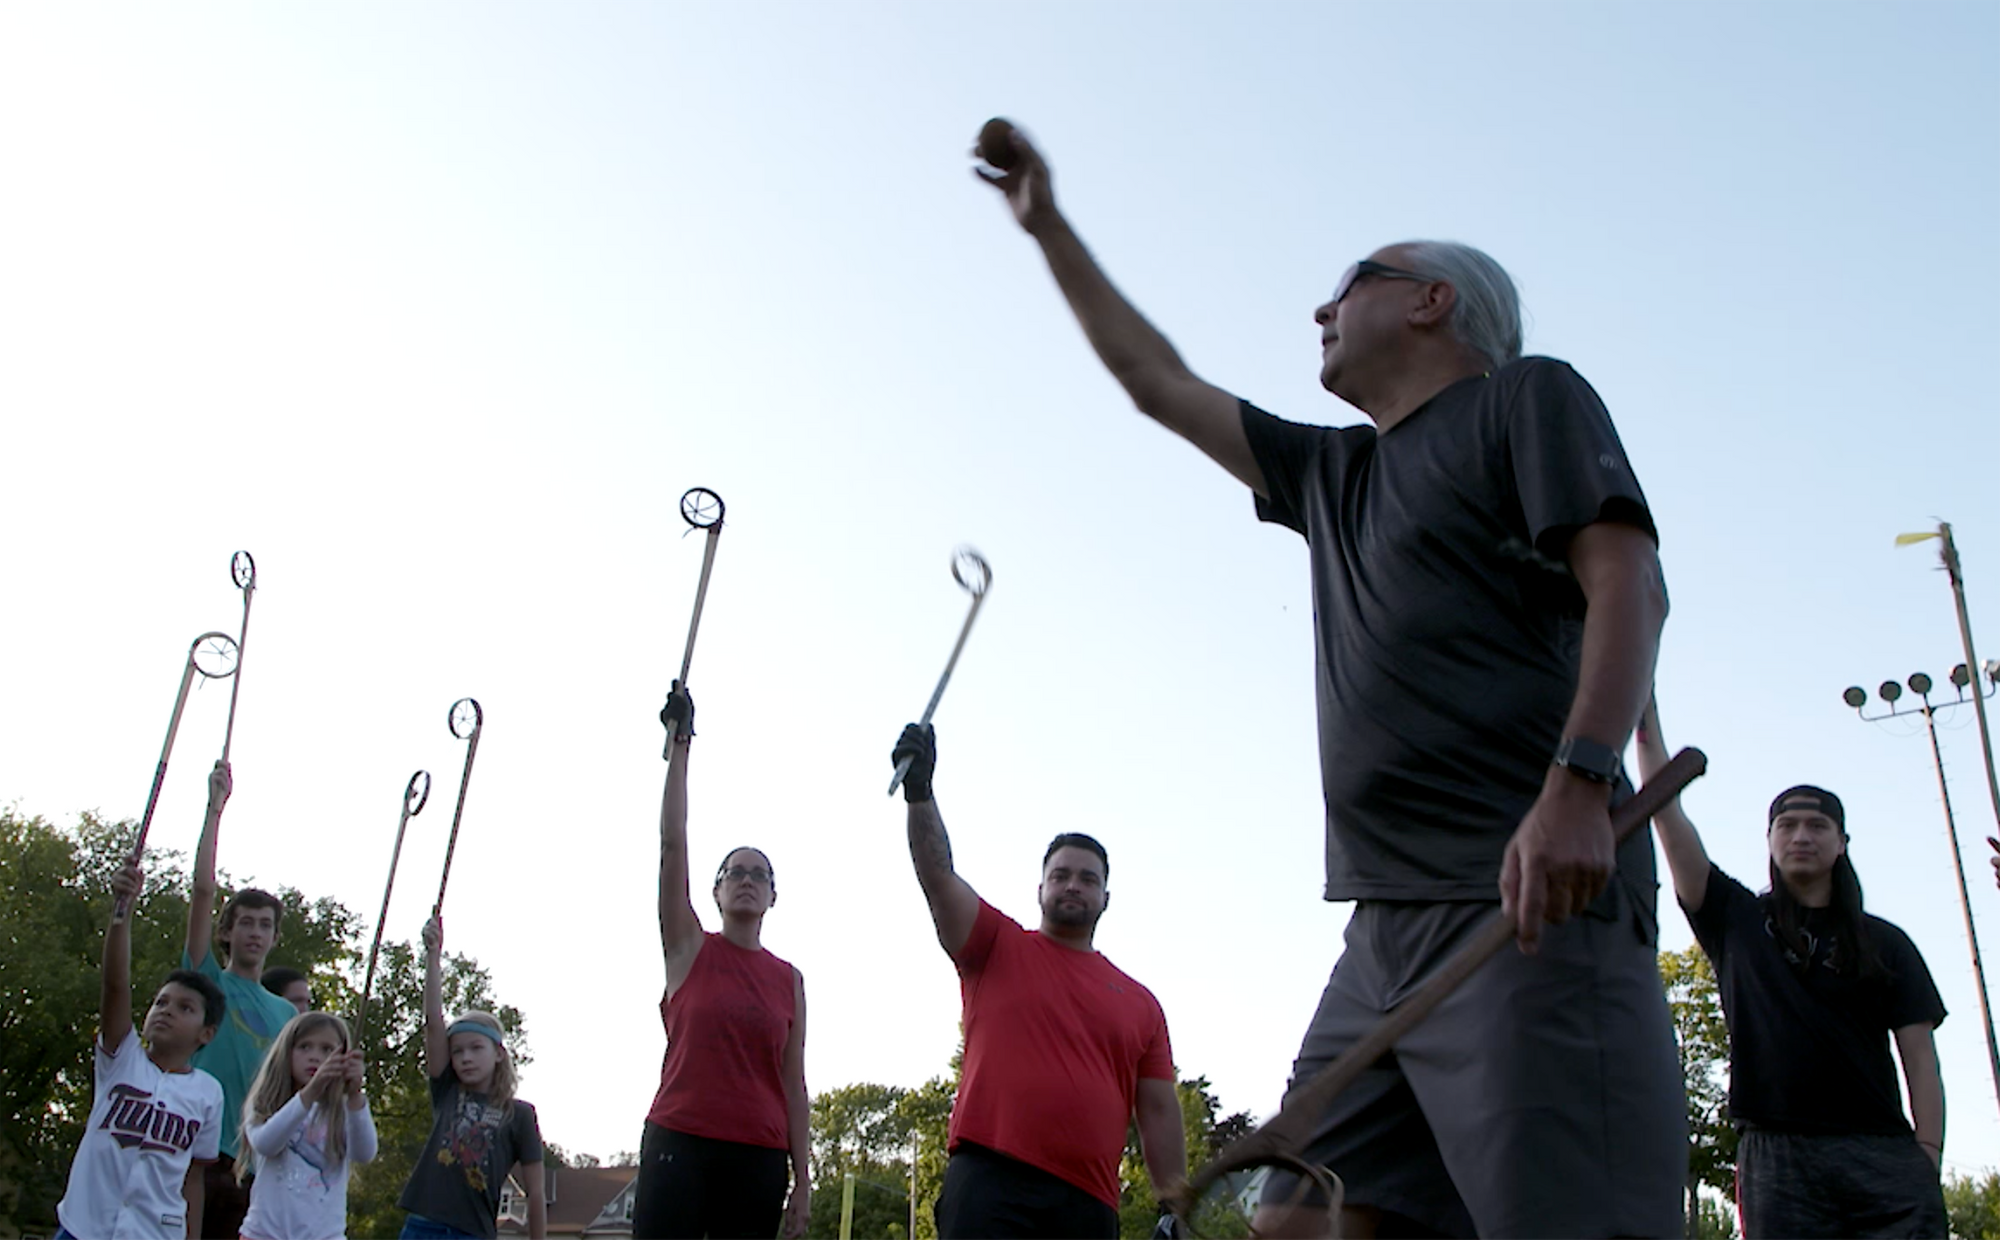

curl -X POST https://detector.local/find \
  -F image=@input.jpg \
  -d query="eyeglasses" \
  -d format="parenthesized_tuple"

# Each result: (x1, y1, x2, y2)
(1330, 259, 1433, 305)
(718, 865, 772, 886)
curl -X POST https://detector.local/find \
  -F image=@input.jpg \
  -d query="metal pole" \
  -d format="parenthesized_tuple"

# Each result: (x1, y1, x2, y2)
(840, 1171, 856, 1240)
(910, 1129, 918, 1240)
(1920, 698, 2000, 1112)
(1938, 523, 2000, 840)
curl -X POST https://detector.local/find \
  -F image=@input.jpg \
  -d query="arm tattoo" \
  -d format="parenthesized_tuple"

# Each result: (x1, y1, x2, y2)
(909, 803, 955, 879)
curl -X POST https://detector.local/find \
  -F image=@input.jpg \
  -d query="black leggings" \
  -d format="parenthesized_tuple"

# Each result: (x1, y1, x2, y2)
(631, 1123, 790, 1239)
(935, 1142, 1118, 1239)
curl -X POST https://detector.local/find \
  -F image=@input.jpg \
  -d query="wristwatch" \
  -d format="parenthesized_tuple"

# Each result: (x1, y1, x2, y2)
(1553, 735, 1621, 784)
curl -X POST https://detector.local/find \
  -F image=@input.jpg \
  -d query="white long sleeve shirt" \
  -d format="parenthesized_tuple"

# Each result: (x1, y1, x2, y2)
(239, 1094, 378, 1240)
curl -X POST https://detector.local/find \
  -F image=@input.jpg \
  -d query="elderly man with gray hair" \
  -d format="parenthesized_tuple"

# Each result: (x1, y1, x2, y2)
(978, 121, 1683, 1238)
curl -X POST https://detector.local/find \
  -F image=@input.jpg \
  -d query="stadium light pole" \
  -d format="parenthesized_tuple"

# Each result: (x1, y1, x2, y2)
(1845, 666, 2000, 1114)
(1898, 523, 2000, 842)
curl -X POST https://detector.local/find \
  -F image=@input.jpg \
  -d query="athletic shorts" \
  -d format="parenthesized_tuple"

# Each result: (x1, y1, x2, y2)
(1736, 1128, 1946, 1238)
(630, 1122, 790, 1240)
(1259, 889, 1685, 1237)
(936, 1142, 1118, 1240)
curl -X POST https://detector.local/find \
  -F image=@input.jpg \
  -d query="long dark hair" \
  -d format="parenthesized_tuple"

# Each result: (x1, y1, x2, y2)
(1766, 851, 1890, 984)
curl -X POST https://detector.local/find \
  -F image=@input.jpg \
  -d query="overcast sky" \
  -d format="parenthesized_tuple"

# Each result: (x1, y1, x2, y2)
(4, 0, 1999, 1181)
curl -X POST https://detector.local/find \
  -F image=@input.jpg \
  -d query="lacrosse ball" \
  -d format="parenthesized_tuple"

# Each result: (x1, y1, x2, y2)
(977, 118, 1019, 170)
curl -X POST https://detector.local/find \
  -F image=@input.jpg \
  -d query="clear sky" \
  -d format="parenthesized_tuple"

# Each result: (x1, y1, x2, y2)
(5, 0, 1999, 1182)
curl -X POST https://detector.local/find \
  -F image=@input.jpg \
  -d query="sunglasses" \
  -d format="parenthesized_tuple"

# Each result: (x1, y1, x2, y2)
(1330, 259, 1433, 305)
(717, 865, 772, 886)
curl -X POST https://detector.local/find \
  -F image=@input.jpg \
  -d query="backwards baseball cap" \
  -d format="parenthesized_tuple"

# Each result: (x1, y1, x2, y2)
(1769, 785, 1845, 831)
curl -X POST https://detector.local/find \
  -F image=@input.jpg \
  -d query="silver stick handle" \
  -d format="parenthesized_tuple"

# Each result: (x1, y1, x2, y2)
(888, 591, 988, 796)
(665, 523, 723, 758)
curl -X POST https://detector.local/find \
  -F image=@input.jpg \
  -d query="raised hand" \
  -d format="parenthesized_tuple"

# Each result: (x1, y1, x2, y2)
(109, 861, 145, 910)
(660, 680, 696, 740)
(207, 759, 233, 813)
(972, 119, 1055, 233)
(892, 723, 937, 804)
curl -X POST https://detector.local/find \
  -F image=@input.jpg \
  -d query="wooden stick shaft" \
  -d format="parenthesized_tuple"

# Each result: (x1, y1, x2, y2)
(664, 523, 723, 757)
(114, 659, 202, 923)
(355, 799, 418, 1048)
(220, 583, 255, 764)
(434, 730, 482, 918)
(888, 591, 987, 795)
(1186, 747, 1708, 1197)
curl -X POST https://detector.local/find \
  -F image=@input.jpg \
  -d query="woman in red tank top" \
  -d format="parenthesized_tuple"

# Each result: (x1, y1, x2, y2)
(631, 683, 811, 1240)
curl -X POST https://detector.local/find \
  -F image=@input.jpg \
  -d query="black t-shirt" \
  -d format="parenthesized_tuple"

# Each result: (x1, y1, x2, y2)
(1688, 865, 1946, 1135)
(1242, 356, 1657, 901)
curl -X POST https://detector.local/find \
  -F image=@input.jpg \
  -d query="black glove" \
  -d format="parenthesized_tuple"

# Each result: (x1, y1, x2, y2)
(1149, 1211, 1184, 1240)
(660, 680, 696, 747)
(892, 722, 936, 803)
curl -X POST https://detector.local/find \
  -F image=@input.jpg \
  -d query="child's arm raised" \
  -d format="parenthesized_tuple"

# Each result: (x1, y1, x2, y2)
(183, 762, 232, 967)
(102, 861, 143, 1049)
(421, 916, 447, 1079)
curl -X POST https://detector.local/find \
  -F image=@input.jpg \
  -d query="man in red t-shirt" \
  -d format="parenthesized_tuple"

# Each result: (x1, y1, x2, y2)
(892, 723, 1186, 1239)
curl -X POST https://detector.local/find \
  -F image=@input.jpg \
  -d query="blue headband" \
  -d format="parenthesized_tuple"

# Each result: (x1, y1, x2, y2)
(446, 1019, 502, 1046)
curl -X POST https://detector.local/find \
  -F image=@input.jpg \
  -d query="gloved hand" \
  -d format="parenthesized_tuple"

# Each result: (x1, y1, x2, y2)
(1149, 1210, 1184, 1240)
(660, 680, 696, 743)
(892, 723, 936, 803)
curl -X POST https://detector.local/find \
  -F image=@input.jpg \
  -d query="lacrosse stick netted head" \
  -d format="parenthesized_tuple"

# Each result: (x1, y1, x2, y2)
(680, 486, 725, 530)
(1167, 1151, 1345, 1238)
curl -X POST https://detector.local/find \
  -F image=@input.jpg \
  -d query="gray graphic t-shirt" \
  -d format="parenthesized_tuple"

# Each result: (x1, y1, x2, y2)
(397, 1071, 542, 1239)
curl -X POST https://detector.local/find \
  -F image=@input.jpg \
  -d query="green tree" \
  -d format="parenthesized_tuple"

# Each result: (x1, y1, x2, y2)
(808, 1081, 917, 1240)
(1691, 1192, 1736, 1240)
(1, 809, 360, 1232)
(1116, 1076, 1256, 1240)
(1660, 945, 1737, 1239)
(1945, 1169, 2000, 1239)
(0, 807, 526, 1239)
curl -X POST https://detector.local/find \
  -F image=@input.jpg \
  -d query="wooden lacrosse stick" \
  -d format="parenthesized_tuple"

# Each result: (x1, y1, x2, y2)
(353, 769, 431, 1048)
(888, 547, 992, 796)
(433, 698, 484, 920)
(1171, 746, 1709, 1230)
(219, 550, 256, 764)
(664, 487, 725, 758)
(114, 631, 240, 923)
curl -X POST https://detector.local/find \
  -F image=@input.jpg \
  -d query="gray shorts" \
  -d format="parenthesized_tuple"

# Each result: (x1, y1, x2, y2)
(1260, 885, 1686, 1237)
(1736, 1128, 1946, 1238)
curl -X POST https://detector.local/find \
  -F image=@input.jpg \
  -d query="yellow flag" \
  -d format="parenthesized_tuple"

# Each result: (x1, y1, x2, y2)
(1896, 531, 1942, 546)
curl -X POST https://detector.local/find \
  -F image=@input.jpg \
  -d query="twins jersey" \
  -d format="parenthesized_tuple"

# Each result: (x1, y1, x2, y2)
(58, 1025, 223, 1239)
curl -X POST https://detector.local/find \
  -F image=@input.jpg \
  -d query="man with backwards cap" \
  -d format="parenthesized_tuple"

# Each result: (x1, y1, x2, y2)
(1640, 698, 1948, 1238)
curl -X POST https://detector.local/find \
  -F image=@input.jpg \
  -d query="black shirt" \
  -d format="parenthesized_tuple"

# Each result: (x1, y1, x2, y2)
(1688, 864, 1946, 1135)
(1241, 356, 1657, 901)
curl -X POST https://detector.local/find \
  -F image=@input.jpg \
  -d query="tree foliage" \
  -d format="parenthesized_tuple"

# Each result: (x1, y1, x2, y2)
(1660, 945, 1737, 1237)
(0, 807, 525, 1238)
(801, 1054, 1254, 1240)
(1945, 1169, 2000, 1239)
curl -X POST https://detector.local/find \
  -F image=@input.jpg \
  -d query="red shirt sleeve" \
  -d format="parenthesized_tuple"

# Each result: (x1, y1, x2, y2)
(1138, 1004, 1175, 1081)
(953, 898, 1007, 974)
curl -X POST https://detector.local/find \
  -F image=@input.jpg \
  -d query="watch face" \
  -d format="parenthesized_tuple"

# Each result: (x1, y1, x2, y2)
(1559, 737, 1619, 782)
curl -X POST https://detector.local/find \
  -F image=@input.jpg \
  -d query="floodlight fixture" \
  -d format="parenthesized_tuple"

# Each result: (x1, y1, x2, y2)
(1880, 680, 1903, 703)
(1910, 672, 1935, 696)
(1843, 686, 1868, 709)
(1954, 664, 1973, 689)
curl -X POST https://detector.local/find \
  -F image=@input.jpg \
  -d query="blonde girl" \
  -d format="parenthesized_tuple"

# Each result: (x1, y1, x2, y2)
(396, 916, 546, 1240)
(237, 1011, 378, 1240)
